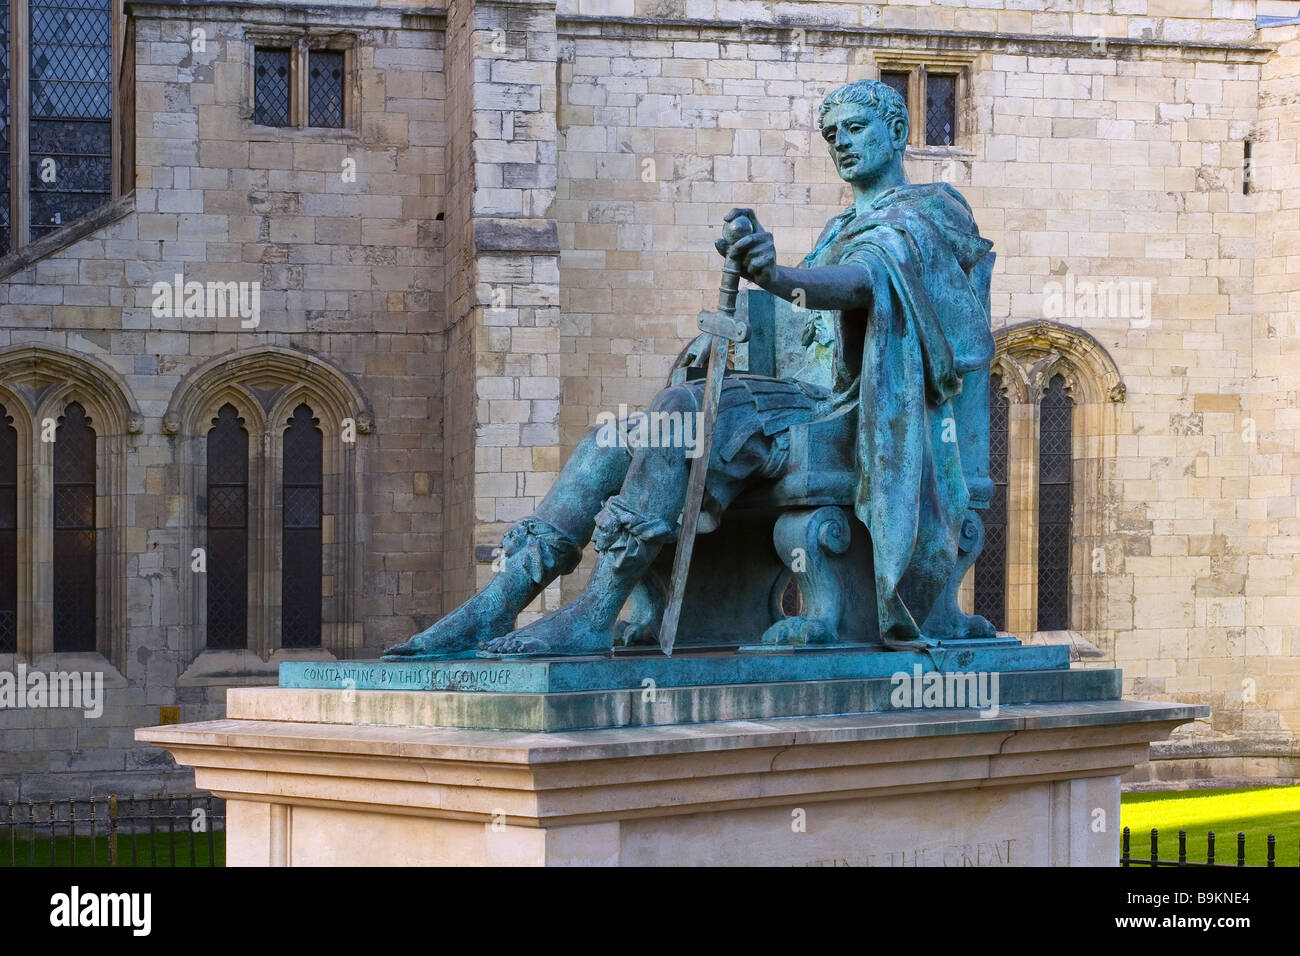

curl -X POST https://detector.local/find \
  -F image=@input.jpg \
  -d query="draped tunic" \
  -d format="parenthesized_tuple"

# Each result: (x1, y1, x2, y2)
(804, 182, 995, 643)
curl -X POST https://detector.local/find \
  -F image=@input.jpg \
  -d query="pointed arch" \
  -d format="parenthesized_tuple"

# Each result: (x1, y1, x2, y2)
(983, 322, 1124, 655)
(165, 346, 371, 435)
(167, 347, 370, 663)
(994, 321, 1126, 405)
(0, 345, 138, 669)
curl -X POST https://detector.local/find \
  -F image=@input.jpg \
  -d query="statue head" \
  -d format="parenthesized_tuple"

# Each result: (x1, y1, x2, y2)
(818, 79, 909, 188)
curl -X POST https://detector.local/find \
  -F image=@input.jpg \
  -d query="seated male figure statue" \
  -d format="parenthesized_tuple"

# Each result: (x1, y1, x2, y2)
(385, 78, 994, 660)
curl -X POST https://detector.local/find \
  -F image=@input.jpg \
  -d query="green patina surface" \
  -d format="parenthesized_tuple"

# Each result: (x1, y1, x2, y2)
(275, 644, 1128, 732)
(282, 642, 1069, 695)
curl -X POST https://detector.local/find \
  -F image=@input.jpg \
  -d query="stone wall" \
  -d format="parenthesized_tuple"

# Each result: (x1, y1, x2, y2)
(0, 2, 446, 799)
(550, 1, 1297, 774)
(441, 0, 564, 620)
(4, 0, 1300, 800)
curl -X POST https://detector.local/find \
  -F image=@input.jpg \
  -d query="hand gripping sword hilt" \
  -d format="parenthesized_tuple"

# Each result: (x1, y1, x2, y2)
(718, 216, 754, 316)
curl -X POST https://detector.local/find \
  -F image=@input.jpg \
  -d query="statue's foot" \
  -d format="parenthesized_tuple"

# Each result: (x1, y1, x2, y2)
(478, 595, 616, 658)
(613, 620, 658, 647)
(760, 616, 831, 647)
(953, 612, 997, 641)
(383, 603, 512, 661)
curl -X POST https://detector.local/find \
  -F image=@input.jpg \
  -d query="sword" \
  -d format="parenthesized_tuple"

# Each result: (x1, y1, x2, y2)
(658, 215, 754, 655)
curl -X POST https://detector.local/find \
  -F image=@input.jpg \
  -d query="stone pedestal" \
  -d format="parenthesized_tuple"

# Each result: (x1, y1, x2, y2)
(138, 651, 1204, 865)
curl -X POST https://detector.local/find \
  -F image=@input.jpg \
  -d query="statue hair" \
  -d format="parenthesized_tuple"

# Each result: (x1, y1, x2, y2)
(818, 79, 909, 133)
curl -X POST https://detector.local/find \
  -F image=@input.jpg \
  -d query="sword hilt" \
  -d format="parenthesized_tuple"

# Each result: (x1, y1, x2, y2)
(718, 216, 753, 316)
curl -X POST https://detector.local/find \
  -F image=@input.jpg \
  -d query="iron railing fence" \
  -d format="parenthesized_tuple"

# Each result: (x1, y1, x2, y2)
(0, 795, 225, 866)
(1121, 826, 1297, 867)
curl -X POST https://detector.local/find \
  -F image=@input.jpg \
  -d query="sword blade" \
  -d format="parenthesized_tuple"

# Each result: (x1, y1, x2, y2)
(658, 329, 729, 656)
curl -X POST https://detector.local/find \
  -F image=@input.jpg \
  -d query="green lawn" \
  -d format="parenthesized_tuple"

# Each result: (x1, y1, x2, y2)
(0, 831, 225, 867)
(1121, 786, 1300, 866)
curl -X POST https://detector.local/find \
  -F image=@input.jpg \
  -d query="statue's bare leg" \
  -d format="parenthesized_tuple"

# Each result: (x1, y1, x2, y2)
(480, 389, 697, 657)
(382, 424, 631, 659)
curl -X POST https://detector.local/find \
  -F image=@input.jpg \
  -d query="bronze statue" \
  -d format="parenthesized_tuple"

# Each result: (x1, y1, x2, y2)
(385, 78, 997, 661)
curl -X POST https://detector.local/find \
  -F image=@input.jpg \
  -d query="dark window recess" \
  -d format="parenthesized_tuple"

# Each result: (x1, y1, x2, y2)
(880, 71, 909, 105)
(53, 402, 95, 652)
(308, 51, 344, 128)
(281, 403, 322, 648)
(29, 0, 112, 240)
(0, 407, 16, 652)
(1037, 375, 1072, 632)
(0, 5, 11, 256)
(206, 404, 248, 650)
(253, 47, 291, 127)
(925, 72, 957, 146)
(974, 374, 1008, 632)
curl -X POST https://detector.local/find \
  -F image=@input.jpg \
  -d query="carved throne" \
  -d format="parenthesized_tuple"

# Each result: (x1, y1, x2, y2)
(617, 251, 998, 651)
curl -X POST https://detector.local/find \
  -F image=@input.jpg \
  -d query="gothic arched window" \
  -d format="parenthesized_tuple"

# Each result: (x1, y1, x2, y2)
(974, 374, 1008, 631)
(975, 324, 1123, 642)
(206, 404, 248, 650)
(0, 405, 16, 651)
(281, 403, 322, 647)
(1037, 375, 1073, 631)
(53, 401, 95, 651)
(168, 348, 369, 665)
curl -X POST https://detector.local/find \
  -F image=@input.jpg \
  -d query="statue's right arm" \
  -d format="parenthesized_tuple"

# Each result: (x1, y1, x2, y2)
(751, 263, 876, 312)
(717, 208, 879, 312)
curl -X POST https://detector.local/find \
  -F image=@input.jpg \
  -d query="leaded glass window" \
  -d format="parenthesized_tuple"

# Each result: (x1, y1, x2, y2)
(0, 407, 15, 652)
(29, 0, 113, 241)
(880, 71, 909, 105)
(1037, 376, 1072, 631)
(925, 72, 956, 146)
(253, 47, 291, 127)
(308, 51, 344, 128)
(53, 402, 95, 651)
(206, 404, 248, 650)
(282, 403, 321, 647)
(974, 374, 1008, 632)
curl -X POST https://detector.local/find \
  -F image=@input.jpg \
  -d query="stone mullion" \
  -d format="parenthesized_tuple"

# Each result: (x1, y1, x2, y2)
(11, 0, 29, 249)
(18, 417, 37, 657)
(255, 427, 276, 657)
(1005, 395, 1039, 636)
(102, 431, 127, 672)
(32, 419, 54, 653)
(293, 39, 308, 128)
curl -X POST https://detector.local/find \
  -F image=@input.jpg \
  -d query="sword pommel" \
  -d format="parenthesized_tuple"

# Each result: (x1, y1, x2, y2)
(723, 216, 754, 244)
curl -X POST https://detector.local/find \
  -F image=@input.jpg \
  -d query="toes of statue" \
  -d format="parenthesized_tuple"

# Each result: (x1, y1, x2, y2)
(615, 621, 657, 647)
(760, 616, 830, 646)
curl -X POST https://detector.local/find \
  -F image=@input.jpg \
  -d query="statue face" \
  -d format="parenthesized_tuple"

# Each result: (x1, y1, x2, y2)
(820, 102, 906, 186)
